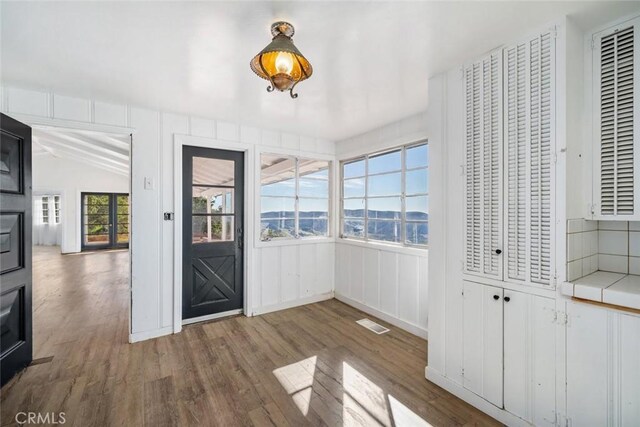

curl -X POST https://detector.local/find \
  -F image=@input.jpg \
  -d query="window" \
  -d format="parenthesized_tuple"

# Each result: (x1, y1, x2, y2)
(341, 141, 428, 246)
(40, 195, 61, 225)
(260, 153, 330, 240)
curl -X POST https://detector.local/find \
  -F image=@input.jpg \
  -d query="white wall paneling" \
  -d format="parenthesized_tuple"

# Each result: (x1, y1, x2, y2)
(1, 85, 336, 342)
(334, 241, 428, 338)
(566, 301, 640, 427)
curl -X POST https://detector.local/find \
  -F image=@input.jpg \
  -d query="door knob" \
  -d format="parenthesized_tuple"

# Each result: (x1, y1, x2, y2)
(493, 295, 500, 300)
(504, 296, 511, 302)
(495, 249, 502, 255)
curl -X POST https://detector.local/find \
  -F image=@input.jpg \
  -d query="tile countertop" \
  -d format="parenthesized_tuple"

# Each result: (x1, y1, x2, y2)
(562, 271, 640, 310)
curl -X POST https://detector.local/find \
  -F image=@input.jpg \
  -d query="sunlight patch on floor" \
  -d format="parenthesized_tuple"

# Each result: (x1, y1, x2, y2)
(274, 357, 432, 426)
(272, 355, 317, 416)
(389, 395, 433, 427)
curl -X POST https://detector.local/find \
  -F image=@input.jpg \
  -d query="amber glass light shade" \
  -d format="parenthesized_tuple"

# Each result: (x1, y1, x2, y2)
(250, 23, 313, 98)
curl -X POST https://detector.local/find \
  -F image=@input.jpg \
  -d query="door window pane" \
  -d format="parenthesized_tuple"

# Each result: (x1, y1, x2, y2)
(192, 215, 234, 243)
(368, 150, 401, 175)
(406, 168, 428, 195)
(192, 187, 234, 214)
(406, 144, 428, 169)
(367, 220, 401, 243)
(192, 157, 235, 186)
(368, 173, 401, 197)
(367, 197, 401, 220)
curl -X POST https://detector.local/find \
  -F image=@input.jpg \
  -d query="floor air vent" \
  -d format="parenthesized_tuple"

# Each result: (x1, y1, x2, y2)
(356, 319, 390, 334)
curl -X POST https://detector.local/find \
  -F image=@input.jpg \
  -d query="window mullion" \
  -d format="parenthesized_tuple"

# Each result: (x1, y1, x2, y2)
(295, 157, 300, 238)
(401, 147, 407, 245)
(364, 155, 369, 242)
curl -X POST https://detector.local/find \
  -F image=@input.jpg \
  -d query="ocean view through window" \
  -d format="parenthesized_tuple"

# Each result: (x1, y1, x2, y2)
(341, 141, 428, 247)
(260, 153, 331, 241)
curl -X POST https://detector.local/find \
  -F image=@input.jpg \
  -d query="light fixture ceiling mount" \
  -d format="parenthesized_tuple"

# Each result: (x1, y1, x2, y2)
(250, 21, 313, 99)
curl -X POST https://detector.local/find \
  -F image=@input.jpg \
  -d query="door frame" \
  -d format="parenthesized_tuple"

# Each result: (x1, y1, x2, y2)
(80, 191, 130, 251)
(173, 134, 254, 334)
(12, 116, 135, 341)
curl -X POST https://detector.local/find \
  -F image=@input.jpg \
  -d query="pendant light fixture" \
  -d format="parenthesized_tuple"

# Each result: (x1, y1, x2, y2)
(250, 22, 313, 99)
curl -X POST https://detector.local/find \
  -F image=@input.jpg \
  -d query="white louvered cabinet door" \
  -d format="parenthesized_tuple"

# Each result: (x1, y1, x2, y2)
(463, 52, 504, 280)
(592, 18, 640, 220)
(504, 30, 556, 288)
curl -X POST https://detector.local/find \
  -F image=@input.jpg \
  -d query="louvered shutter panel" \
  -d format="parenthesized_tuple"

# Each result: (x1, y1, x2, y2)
(464, 52, 503, 279)
(596, 24, 637, 217)
(504, 31, 555, 286)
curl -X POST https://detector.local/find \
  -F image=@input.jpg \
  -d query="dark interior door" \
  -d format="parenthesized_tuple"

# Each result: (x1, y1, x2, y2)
(81, 193, 129, 251)
(183, 146, 244, 321)
(0, 113, 32, 386)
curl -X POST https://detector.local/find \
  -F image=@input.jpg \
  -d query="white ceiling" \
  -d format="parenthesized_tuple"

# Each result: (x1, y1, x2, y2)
(33, 128, 130, 176)
(3, 1, 639, 141)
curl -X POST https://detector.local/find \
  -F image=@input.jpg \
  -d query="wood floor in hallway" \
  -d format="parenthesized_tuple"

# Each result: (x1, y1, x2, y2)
(0, 246, 501, 426)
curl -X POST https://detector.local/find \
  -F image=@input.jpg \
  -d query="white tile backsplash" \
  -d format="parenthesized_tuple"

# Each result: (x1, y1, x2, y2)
(629, 257, 640, 275)
(568, 260, 582, 281)
(599, 254, 628, 274)
(568, 219, 583, 233)
(568, 233, 583, 261)
(598, 220, 629, 231)
(598, 230, 628, 256)
(568, 221, 640, 281)
(583, 231, 598, 257)
(629, 232, 640, 257)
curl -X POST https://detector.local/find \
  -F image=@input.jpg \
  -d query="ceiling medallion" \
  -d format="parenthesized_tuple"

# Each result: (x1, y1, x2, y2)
(250, 22, 313, 99)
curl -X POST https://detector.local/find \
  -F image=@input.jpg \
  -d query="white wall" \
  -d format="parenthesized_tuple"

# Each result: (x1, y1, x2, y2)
(32, 152, 129, 253)
(1, 85, 336, 342)
(334, 112, 430, 338)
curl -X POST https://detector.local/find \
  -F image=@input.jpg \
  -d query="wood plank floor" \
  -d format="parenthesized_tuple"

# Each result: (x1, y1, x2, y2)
(0, 246, 501, 426)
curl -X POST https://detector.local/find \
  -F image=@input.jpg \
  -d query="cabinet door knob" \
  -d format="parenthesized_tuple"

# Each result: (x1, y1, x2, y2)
(495, 249, 502, 255)
(504, 296, 511, 302)
(493, 295, 500, 300)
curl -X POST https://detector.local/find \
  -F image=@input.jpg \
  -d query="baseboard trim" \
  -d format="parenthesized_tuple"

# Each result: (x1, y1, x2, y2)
(129, 326, 173, 343)
(335, 293, 428, 339)
(251, 292, 334, 316)
(425, 367, 531, 427)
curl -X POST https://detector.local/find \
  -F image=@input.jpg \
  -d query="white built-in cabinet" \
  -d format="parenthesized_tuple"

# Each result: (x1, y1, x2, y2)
(566, 301, 640, 426)
(464, 30, 556, 288)
(591, 17, 640, 220)
(462, 281, 557, 425)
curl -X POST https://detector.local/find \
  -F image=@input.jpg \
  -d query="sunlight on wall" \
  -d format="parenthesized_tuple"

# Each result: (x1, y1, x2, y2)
(272, 355, 317, 416)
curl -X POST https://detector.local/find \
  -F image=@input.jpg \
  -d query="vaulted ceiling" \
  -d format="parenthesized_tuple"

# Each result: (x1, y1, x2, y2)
(33, 128, 129, 176)
(3, 1, 640, 140)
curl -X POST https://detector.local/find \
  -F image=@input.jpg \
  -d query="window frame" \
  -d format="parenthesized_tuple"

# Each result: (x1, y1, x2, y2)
(259, 152, 332, 242)
(340, 140, 428, 248)
(41, 196, 50, 224)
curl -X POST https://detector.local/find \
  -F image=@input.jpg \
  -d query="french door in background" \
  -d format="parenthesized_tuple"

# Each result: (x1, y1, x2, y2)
(182, 146, 244, 322)
(81, 192, 129, 250)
